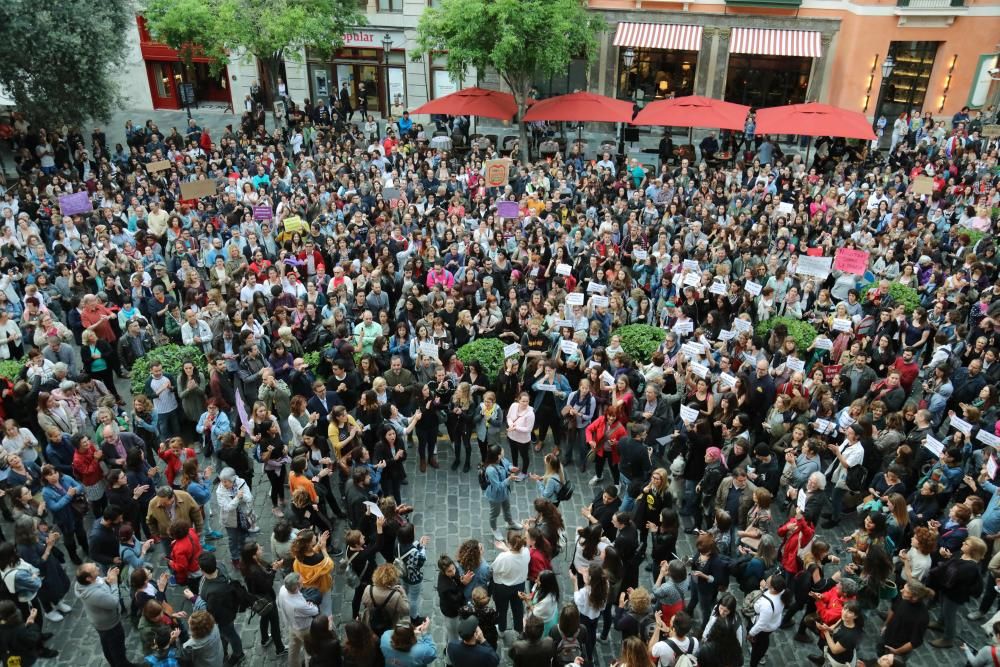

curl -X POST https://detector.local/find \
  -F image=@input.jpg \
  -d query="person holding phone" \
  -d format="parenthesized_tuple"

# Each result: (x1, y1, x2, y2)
(75, 562, 133, 666)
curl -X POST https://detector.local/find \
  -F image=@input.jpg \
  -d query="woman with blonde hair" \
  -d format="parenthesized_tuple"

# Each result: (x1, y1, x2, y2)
(449, 382, 476, 472)
(530, 452, 566, 504)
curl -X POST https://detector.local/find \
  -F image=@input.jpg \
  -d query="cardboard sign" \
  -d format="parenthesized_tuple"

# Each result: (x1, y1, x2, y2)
(253, 205, 273, 220)
(709, 281, 728, 296)
(484, 159, 511, 188)
(58, 191, 92, 216)
(977, 429, 1000, 448)
(732, 318, 753, 334)
(682, 259, 700, 272)
(720, 372, 737, 389)
(913, 176, 934, 196)
(180, 179, 218, 200)
(556, 263, 572, 276)
(796, 255, 833, 279)
(679, 405, 700, 423)
(146, 159, 172, 173)
(503, 343, 521, 358)
(591, 295, 609, 308)
(923, 435, 945, 459)
(786, 358, 806, 373)
(566, 292, 585, 306)
(633, 249, 648, 261)
(672, 320, 694, 335)
(982, 124, 1000, 138)
(560, 340, 579, 355)
(832, 318, 854, 333)
(744, 280, 762, 296)
(951, 416, 974, 435)
(497, 201, 519, 218)
(833, 248, 870, 275)
(813, 336, 834, 351)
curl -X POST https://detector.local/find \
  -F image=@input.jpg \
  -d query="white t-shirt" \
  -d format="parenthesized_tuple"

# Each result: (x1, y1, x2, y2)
(651, 636, 699, 666)
(572, 587, 603, 620)
(491, 549, 529, 586)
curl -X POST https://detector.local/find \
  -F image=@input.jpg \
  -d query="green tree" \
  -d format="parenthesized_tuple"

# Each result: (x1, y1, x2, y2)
(0, 0, 130, 127)
(416, 0, 604, 161)
(143, 0, 365, 101)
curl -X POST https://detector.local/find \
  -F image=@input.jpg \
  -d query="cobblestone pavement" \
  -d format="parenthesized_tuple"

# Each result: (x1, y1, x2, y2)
(41, 422, 987, 667)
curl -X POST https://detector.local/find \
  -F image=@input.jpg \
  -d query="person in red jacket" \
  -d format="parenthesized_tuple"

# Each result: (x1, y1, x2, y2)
(158, 436, 197, 488)
(167, 520, 203, 590)
(777, 509, 815, 577)
(71, 433, 106, 516)
(796, 578, 858, 650)
(585, 404, 627, 487)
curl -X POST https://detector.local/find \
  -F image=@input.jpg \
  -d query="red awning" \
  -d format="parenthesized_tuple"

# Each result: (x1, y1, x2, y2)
(730, 28, 822, 58)
(613, 22, 703, 52)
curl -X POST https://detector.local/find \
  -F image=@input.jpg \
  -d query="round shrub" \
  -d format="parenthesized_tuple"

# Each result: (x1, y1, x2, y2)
(130, 344, 208, 395)
(858, 282, 920, 314)
(755, 317, 818, 354)
(611, 324, 666, 364)
(456, 338, 507, 381)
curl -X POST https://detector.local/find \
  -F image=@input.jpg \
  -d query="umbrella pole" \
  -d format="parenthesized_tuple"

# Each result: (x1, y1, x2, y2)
(805, 136, 813, 167)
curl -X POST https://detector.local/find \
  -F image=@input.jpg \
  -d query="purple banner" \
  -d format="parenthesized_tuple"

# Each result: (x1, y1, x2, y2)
(497, 201, 519, 219)
(253, 205, 272, 220)
(58, 191, 93, 216)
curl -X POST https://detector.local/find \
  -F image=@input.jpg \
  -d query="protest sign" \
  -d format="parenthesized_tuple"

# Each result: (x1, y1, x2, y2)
(503, 343, 521, 358)
(555, 319, 574, 329)
(587, 282, 606, 294)
(796, 255, 833, 279)
(419, 342, 439, 358)
(950, 416, 973, 435)
(923, 435, 945, 459)
(146, 159, 172, 173)
(989, 455, 999, 480)
(832, 318, 854, 333)
(689, 362, 710, 378)
(719, 329, 736, 341)
(566, 293, 584, 306)
(556, 263, 572, 276)
(633, 249, 648, 261)
(600, 371, 615, 387)
(776, 202, 795, 216)
(484, 159, 511, 188)
(682, 259, 700, 272)
(833, 248, 869, 275)
(591, 295, 609, 308)
(253, 205, 273, 220)
(744, 281, 762, 296)
(683, 272, 701, 287)
(672, 320, 693, 335)
(560, 340, 579, 355)
(913, 176, 934, 195)
(679, 405, 699, 423)
(497, 201, 519, 218)
(732, 319, 752, 333)
(58, 191, 92, 216)
(709, 281, 728, 296)
(681, 342, 705, 358)
(977, 429, 1000, 448)
(786, 358, 805, 373)
(180, 179, 218, 200)
(983, 125, 1000, 138)
(813, 336, 834, 350)
(720, 373, 737, 389)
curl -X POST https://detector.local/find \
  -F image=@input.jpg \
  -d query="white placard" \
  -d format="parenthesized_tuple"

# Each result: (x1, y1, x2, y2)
(719, 329, 736, 341)
(796, 256, 833, 279)
(837, 411, 856, 429)
(679, 405, 700, 423)
(733, 319, 753, 334)
(689, 362, 710, 378)
(672, 320, 694, 335)
(600, 370, 615, 387)
(989, 455, 999, 480)
(556, 263, 572, 276)
(951, 416, 974, 435)
(742, 353, 756, 365)
(777, 201, 795, 216)
(633, 249, 648, 261)
(587, 282, 606, 294)
(683, 259, 700, 272)
(419, 342, 439, 358)
(566, 292, 585, 306)
(977, 430, 1000, 448)
(814, 418, 836, 435)
(923, 435, 945, 459)
(745, 281, 762, 296)
(560, 340, 579, 355)
(503, 343, 521, 358)
(535, 383, 557, 392)
(363, 501, 384, 518)
(720, 372, 737, 389)
(813, 336, 834, 351)
(681, 342, 705, 358)
(786, 358, 806, 373)
(588, 360, 602, 369)
(832, 318, 854, 333)
(710, 281, 728, 296)
(591, 295, 609, 308)
(684, 272, 701, 287)
(555, 319, 574, 329)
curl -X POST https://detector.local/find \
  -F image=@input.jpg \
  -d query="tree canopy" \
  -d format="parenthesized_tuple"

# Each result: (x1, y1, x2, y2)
(416, 0, 604, 159)
(0, 0, 130, 127)
(143, 0, 366, 92)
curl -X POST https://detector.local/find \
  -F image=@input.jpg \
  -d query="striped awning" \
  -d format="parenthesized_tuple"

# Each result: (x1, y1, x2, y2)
(730, 28, 822, 58)
(613, 22, 703, 52)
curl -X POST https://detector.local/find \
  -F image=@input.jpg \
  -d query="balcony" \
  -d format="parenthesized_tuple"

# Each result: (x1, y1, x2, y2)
(725, 0, 802, 7)
(895, 0, 967, 26)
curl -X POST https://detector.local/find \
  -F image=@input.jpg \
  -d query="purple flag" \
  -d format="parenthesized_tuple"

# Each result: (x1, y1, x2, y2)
(253, 205, 273, 220)
(235, 388, 251, 434)
(58, 191, 93, 216)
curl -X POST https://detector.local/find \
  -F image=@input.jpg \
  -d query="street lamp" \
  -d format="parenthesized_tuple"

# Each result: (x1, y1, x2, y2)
(618, 47, 637, 165)
(382, 33, 393, 117)
(622, 47, 636, 98)
(873, 52, 896, 135)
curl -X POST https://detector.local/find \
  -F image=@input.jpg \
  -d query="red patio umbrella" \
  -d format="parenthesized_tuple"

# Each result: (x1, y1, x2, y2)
(632, 95, 750, 131)
(753, 102, 876, 141)
(410, 87, 518, 120)
(522, 92, 634, 123)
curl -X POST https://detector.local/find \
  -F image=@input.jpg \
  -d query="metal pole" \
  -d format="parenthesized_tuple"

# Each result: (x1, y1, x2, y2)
(872, 76, 888, 133)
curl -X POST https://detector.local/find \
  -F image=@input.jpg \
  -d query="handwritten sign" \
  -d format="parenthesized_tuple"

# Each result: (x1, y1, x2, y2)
(832, 318, 854, 333)
(679, 405, 700, 423)
(683, 272, 701, 287)
(720, 372, 737, 389)
(600, 371, 615, 387)
(555, 319, 573, 329)
(838, 412, 856, 430)
(732, 318, 753, 334)
(786, 358, 805, 373)
(534, 383, 557, 392)
(672, 320, 694, 335)
(977, 430, 1000, 448)
(556, 263, 572, 276)
(560, 340, 579, 356)
(709, 281, 728, 296)
(419, 342, 439, 358)
(681, 342, 705, 358)
(776, 202, 795, 216)
(951, 416, 974, 435)
(146, 159, 172, 173)
(719, 329, 736, 341)
(566, 293, 584, 306)
(503, 343, 521, 358)
(923, 435, 945, 459)
(180, 179, 218, 200)
(484, 158, 511, 188)
(796, 255, 833, 279)
(689, 362, 710, 379)
(833, 248, 870, 275)
(587, 282, 606, 294)
(813, 336, 834, 351)
(745, 280, 762, 296)
(253, 205, 273, 220)
(633, 249, 648, 261)
(814, 418, 837, 435)
(682, 259, 700, 272)
(591, 295, 609, 308)
(913, 176, 934, 196)
(497, 201, 519, 218)
(58, 191, 92, 216)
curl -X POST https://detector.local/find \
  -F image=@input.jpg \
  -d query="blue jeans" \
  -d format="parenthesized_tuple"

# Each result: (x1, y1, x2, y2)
(225, 527, 245, 561)
(218, 619, 244, 659)
(157, 408, 182, 443)
(403, 580, 423, 618)
(619, 472, 634, 513)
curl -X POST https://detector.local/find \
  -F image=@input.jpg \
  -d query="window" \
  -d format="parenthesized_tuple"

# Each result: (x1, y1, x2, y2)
(430, 53, 459, 99)
(881, 41, 940, 118)
(377, 0, 403, 11)
(618, 49, 696, 101)
(535, 58, 589, 98)
(725, 54, 811, 109)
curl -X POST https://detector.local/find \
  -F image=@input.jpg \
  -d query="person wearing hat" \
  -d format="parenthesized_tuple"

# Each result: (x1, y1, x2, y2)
(447, 615, 498, 667)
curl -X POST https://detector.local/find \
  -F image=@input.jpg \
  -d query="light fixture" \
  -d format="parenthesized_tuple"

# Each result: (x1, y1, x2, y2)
(681, 62, 691, 71)
(623, 47, 636, 70)
(880, 54, 895, 81)
(658, 80, 668, 91)
(382, 33, 393, 54)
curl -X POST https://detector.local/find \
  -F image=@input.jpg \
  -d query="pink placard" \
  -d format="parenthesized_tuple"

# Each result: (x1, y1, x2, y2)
(497, 201, 519, 218)
(833, 248, 870, 275)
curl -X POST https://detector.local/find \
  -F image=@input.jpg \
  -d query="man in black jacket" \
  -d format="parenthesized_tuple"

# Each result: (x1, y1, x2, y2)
(875, 581, 930, 660)
(88, 506, 124, 573)
(617, 423, 652, 514)
(198, 553, 246, 664)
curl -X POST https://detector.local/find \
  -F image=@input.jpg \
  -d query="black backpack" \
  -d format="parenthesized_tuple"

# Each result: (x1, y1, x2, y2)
(845, 463, 867, 493)
(364, 586, 398, 636)
(478, 464, 489, 491)
(554, 479, 574, 505)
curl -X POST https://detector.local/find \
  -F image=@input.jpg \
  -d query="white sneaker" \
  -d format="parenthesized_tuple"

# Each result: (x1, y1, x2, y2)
(493, 529, 505, 541)
(44, 611, 64, 622)
(589, 475, 602, 486)
(56, 602, 72, 613)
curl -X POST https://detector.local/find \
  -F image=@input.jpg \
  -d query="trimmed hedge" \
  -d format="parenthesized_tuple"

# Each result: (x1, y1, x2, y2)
(611, 324, 666, 364)
(755, 317, 818, 354)
(456, 338, 507, 381)
(130, 344, 208, 395)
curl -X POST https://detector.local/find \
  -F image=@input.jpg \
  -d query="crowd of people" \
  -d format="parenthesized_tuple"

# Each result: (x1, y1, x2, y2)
(0, 90, 995, 667)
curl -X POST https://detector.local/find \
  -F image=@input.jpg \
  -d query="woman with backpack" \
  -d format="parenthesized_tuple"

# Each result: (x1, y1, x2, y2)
(747, 573, 792, 667)
(360, 563, 411, 638)
(238, 542, 286, 658)
(530, 453, 565, 504)
(548, 603, 588, 667)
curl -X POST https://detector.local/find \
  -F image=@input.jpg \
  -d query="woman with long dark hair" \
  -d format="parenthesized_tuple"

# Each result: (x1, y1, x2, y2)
(303, 615, 342, 666)
(573, 563, 608, 662)
(239, 541, 286, 658)
(698, 593, 744, 666)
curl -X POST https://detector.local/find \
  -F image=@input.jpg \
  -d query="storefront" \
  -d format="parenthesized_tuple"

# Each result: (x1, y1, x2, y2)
(613, 23, 703, 101)
(724, 28, 819, 109)
(136, 16, 233, 111)
(307, 30, 407, 116)
(879, 41, 941, 119)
